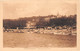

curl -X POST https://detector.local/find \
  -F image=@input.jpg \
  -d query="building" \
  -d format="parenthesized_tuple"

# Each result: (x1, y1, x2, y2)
(26, 21, 36, 28)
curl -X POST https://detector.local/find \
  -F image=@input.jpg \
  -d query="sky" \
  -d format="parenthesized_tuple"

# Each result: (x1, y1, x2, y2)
(3, 0, 77, 19)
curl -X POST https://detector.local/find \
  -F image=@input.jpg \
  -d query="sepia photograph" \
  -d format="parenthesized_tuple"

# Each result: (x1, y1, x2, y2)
(3, 0, 77, 48)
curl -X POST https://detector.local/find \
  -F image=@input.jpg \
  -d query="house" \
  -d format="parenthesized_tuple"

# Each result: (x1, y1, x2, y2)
(26, 18, 38, 29)
(26, 21, 36, 29)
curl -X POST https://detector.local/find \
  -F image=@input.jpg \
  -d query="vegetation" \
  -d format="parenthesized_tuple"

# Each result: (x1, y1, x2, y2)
(3, 14, 76, 29)
(49, 15, 76, 27)
(3, 19, 27, 29)
(35, 18, 49, 28)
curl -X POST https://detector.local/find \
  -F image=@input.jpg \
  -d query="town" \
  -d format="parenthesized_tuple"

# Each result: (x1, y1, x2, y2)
(3, 14, 76, 35)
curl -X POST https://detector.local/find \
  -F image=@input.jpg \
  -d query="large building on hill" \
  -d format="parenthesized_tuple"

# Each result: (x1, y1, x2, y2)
(26, 21, 36, 28)
(25, 18, 38, 28)
(24, 15, 57, 28)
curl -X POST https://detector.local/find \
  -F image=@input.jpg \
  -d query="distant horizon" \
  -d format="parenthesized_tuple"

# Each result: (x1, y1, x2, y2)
(3, 0, 77, 19)
(3, 14, 76, 20)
